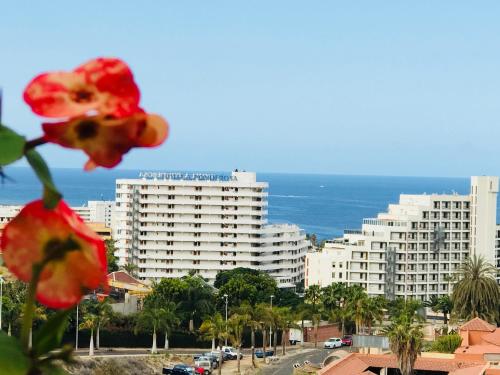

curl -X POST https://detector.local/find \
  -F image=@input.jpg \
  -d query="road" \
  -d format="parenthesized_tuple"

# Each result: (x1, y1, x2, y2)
(261, 348, 341, 375)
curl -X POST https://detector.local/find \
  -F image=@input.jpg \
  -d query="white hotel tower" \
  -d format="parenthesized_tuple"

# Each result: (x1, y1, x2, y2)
(114, 171, 308, 287)
(305, 176, 500, 300)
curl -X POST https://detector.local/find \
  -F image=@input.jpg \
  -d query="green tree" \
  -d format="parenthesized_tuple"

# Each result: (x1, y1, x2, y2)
(279, 307, 299, 355)
(2, 280, 27, 335)
(79, 314, 98, 356)
(304, 285, 322, 314)
(233, 302, 261, 367)
(121, 262, 139, 277)
(136, 305, 176, 354)
(384, 315, 423, 375)
(182, 275, 214, 332)
(255, 303, 271, 359)
(227, 313, 248, 374)
(345, 285, 369, 334)
(321, 283, 346, 314)
(105, 239, 119, 273)
(424, 295, 453, 325)
(452, 255, 500, 322)
(215, 268, 277, 308)
(200, 313, 227, 375)
(95, 299, 113, 350)
(363, 296, 386, 335)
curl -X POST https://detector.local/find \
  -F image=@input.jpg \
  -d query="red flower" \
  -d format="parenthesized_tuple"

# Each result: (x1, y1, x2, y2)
(42, 112, 168, 170)
(23, 58, 140, 118)
(0, 200, 108, 308)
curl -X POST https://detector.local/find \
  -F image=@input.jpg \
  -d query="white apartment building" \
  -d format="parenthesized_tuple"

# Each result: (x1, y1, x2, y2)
(305, 176, 499, 300)
(114, 171, 308, 288)
(0, 200, 114, 228)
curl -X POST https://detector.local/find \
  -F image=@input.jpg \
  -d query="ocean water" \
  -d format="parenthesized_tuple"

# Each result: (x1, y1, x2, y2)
(0, 167, 491, 239)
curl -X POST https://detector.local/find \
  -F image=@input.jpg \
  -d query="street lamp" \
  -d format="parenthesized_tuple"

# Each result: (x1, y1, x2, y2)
(223, 294, 228, 346)
(269, 294, 274, 348)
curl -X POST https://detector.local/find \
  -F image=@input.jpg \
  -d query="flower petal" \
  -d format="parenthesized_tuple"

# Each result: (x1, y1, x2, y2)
(0, 200, 107, 309)
(23, 58, 140, 118)
(135, 114, 169, 147)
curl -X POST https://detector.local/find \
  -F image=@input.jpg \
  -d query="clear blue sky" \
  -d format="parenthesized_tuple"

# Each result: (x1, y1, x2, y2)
(1, 1, 500, 177)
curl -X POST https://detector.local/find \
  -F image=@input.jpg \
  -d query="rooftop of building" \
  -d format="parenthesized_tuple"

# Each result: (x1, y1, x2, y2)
(318, 353, 486, 375)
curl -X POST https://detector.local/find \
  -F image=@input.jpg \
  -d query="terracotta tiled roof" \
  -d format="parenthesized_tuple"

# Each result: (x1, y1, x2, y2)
(320, 353, 485, 375)
(450, 365, 488, 375)
(107, 271, 144, 286)
(317, 354, 369, 375)
(455, 344, 500, 355)
(483, 329, 500, 346)
(460, 317, 497, 332)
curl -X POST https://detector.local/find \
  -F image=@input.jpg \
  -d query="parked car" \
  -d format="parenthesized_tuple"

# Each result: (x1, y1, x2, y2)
(324, 337, 342, 349)
(163, 364, 203, 375)
(255, 349, 274, 358)
(222, 346, 242, 360)
(341, 335, 353, 346)
(202, 353, 219, 368)
(209, 350, 229, 362)
(194, 357, 212, 375)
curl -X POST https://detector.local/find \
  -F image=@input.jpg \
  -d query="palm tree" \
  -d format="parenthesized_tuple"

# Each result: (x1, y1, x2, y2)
(233, 302, 261, 367)
(79, 314, 98, 356)
(136, 305, 174, 354)
(296, 304, 309, 347)
(384, 316, 423, 375)
(255, 303, 271, 360)
(424, 295, 453, 325)
(304, 285, 322, 314)
(267, 306, 284, 355)
(452, 255, 500, 322)
(345, 285, 369, 334)
(279, 308, 299, 356)
(121, 262, 139, 277)
(311, 313, 321, 348)
(363, 296, 386, 335)
(200, 313, 227, 375)
(321, 283, 346, 314)
(95, 299, 113, 350)
(329, 304, 351, 337)
(227, 313, 248, 374)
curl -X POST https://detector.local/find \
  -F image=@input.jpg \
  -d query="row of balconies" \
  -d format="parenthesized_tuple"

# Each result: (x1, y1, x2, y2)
(136, 207, 268, 216)
(135, 197, 268, 207)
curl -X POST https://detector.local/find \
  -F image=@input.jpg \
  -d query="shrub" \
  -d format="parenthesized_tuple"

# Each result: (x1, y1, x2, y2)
(430, 333, 462, 353)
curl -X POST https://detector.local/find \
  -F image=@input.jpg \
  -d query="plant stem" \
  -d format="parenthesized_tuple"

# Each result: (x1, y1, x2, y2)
(25, 137, 47, 151)
(21, 264, 43, 350)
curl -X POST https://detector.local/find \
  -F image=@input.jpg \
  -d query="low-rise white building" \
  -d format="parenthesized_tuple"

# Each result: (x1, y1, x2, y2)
(114, 171, 308, 288)
(305, 176, 499, 300)
(0, 200, 114, 228)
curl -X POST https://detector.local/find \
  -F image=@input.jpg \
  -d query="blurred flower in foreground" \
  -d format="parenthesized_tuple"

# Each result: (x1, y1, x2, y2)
(23, 57, 169, 170)
(24, 57, 140, 118)
(0, 200, 107, 308)
(42, 112, 168, 170)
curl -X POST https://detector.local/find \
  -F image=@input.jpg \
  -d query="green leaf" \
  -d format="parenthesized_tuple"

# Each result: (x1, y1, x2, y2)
(25, 149, 62, 208)
(0, 331, 30, 374)
(33, 309, 73, 357)
(0, 124, 26, 166)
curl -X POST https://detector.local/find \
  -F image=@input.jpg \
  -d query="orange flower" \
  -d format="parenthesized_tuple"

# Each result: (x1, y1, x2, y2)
(23, 58, 140, 118)
(0, 200, 107, 309)
(42, 112, 168, 170)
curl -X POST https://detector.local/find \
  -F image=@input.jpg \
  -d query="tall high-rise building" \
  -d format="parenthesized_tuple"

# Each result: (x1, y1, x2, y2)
(305, 176, 499, 300)
(114, 171, 308, 287)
